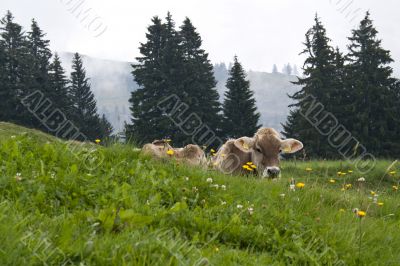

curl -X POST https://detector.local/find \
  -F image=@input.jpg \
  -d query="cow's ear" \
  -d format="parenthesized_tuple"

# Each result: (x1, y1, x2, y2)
(280, 138, 303, 154)
(233, 137, 255, 153)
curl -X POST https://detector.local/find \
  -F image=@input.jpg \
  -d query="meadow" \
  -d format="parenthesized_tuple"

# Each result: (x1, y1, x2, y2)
(0, 122, 399, 265)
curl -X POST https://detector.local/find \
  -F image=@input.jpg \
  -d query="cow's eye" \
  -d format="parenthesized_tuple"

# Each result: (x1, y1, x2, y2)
(255, 148, 262, 153)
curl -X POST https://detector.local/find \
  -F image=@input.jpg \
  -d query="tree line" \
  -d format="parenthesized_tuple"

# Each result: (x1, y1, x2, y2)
(125, 13, 261, 147)
(0, 11, 112, 141)
(283, 12, 400, 158)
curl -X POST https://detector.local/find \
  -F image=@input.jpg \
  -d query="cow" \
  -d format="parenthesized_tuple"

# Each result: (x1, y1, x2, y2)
(212, 128, 303, 178)
(141, 140, 207, 167)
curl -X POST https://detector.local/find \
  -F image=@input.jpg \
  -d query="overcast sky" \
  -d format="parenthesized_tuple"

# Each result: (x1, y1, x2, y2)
(3, 0, 400, 74)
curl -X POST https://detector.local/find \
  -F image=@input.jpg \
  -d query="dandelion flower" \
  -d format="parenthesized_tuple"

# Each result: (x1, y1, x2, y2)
(166, 149, 174, 155)
(206, 178, 213, 183)
(246, 162, 253, 165)
(305, 167, 312, 172)
(251, 164, 257, 169)
(210, 149, 216, 153)
(370, 191, 376, 196)
(339, 208, 345, 212)
(377, 202, 384, 207)
(357, 210, 366, 218)
(296, 182, 305, 189)
(95, 139, 101, 144)
(393, 185, 398, 191)
(329, 179, 336, 183)
(389, 171, 396, 176)
(348, 170, 353, 173)
(345, 184, 352, 189)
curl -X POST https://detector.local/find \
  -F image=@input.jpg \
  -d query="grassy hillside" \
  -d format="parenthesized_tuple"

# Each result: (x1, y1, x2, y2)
(0, 122, 399, 265)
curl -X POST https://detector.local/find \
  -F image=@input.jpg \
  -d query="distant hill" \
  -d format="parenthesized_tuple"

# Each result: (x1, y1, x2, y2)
(59, 53, 300, 134)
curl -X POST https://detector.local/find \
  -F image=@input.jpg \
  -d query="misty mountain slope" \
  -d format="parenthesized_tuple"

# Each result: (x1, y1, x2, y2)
(59, 52, 138, 132)
(58, 53, 300, 133)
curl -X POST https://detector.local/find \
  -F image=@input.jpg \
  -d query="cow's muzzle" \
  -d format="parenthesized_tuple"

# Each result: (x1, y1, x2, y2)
(263, 167, 281, 179)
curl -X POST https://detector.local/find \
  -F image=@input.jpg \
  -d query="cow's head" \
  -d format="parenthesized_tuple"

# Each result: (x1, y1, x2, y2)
(233, 128, 303, 178)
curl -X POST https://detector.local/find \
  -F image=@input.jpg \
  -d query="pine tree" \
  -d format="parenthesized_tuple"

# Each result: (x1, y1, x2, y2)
(23, 19, 52, 128)
(179, 17, 222, 142)
(0, 11, 30, 124)
(127, 16, 170, 144)
(282, 15, 340, 158)
(222, 56, 260, 138)
(345, 12, 397, 156)
(272, 64, 278, 74)
(48, 53, 71, 117)
(69, 53, 101, 141)
(99, 114, 113, 139)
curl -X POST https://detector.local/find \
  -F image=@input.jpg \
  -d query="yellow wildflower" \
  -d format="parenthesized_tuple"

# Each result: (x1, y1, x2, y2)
(166, 149, 174, 156)
(246, 162, 253, 165)
(305, 167, 312, 172)
(393, 185, 398, 191)
(389, 171, 396, 176)
(329, 179, 336, 183)
(370, 191, 376, 196)
(296, 182, 305, 189)
(377, 202, 384, 207)
(357, 210, 366, 218)
(348, 170, 353, 173)
(210, 149, 216, 153)
(251, 164, 257, 169)
(345, 184, 352, 189)
(339, 208, 345, 212)
(95, 139, 101, 144)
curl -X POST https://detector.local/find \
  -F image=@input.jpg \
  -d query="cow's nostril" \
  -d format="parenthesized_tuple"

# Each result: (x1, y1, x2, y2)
(267, 168, 280, 177)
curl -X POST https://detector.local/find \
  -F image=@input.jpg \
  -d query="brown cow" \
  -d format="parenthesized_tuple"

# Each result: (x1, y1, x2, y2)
(212, 128, 303, 178)
(142, 140, 207, 167)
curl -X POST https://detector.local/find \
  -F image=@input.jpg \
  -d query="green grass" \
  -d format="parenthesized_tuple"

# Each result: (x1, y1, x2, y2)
(0, 122, 399, 265)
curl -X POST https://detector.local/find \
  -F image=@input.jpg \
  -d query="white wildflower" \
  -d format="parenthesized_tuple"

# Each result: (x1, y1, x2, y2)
(289, 184, 295, 191)
(248, 207, 254, 215)
(237, 204, 243, 209)
(206, 178, 213, 183)
(280, 193, 286, 198)
(357, 177, 365, 182)
(221, 185, 226, 190)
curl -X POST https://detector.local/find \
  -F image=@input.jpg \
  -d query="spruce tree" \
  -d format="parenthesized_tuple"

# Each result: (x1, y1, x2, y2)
(48, 53, 71, 117)
(345, 12, 397, 156)
(99, 114, 114, 139)
(23, 19, 52, 128)
(0, 11, 30, 124)
(128, 16, 170, 144)
(222, 56, 260, 138)
(69, 53, 101, 141)
(179, 17, 222, 141)
(272, 64, 278, 74)
(282, 15, 340, 158)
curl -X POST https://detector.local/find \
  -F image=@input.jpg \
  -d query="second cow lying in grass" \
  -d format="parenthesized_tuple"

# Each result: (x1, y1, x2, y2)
(142, 140, 207, 167)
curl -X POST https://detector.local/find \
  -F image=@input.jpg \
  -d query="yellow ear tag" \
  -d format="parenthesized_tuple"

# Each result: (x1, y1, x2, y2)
(283, 146, 291, 153)
(243, 143, 249, 150)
